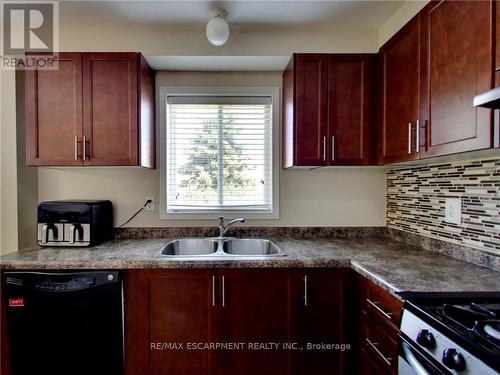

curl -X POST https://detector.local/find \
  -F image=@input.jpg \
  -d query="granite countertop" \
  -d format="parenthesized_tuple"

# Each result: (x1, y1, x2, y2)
(1, 237, 499, 298)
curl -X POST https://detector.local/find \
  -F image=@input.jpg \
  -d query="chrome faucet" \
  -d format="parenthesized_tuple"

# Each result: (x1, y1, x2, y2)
(218, 216, 245, 239)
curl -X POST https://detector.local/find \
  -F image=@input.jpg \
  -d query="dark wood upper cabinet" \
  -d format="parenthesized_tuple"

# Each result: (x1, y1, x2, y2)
(378, 15, 421, 164)
(220, 269, 298, 375)
(283, 53, 375, 168)
(419, 0, 494, 158)
(283, 54, 329, 167)
(495, 0, 500, 87)
(83, 53, 138, 166)
(328, 55, 375, 165)
(25, 52, 155, 167)
(25, 53, 83, 166)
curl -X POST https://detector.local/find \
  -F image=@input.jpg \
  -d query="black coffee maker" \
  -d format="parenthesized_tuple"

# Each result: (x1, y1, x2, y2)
(37, 200, 113, 247)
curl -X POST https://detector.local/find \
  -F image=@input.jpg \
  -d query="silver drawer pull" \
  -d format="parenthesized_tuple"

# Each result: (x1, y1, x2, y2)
(303, 275, 308, 307)
(222, 275, 225, 307)
(366, 338, 392, 366)
(331, 136, 335, 161)
(407, 122, 412, 154)
(83, 135, 87, 160)
(212, 275, 216, 307)
(322, 136, 326, 161)
(366, 298, 393, 320)
(74, 136, 79, 161)
(416, 119, 420, 152)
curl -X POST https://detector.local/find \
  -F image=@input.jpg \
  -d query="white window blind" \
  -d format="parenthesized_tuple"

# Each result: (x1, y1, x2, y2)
(166, 96, 273, 213)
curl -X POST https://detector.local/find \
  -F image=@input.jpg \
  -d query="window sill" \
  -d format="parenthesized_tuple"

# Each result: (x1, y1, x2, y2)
(160, 211, 279, 220)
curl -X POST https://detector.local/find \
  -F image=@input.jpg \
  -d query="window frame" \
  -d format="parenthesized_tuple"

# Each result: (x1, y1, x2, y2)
(158, 86, 280, 220)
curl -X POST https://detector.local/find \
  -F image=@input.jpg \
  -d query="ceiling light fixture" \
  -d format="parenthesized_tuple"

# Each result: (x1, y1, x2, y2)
(206, 8, 230, 47)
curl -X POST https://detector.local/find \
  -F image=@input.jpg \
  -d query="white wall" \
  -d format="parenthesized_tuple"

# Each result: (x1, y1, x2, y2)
(38, 71, 385, 228)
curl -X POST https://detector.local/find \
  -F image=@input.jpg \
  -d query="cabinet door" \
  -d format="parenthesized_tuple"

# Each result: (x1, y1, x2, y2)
(379, 16, 421, 164)
(496, 0, 500, 87)
(124, 270, 219, 375)
(294, 54, 329, 166)
(420, 0, 493, 157)
(328, 55, 374, 165)
(220, 269, 298, 375)
(82, 53, 138, 166)
(25, 53, 83, 165)
(299, 269, 346, 374)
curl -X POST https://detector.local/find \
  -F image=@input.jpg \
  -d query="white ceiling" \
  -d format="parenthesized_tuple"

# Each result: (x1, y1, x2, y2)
(58, 1, 404, 29)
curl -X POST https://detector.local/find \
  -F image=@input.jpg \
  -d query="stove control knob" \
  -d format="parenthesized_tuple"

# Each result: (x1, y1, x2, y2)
(442, 348, 466, 372)
(416, 329, 435, 350)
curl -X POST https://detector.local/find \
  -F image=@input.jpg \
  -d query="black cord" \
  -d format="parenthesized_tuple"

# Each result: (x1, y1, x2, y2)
(118, 200, 151, 228)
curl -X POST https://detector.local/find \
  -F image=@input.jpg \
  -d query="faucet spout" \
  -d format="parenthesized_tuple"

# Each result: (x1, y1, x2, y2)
(217, 216, 245, 239)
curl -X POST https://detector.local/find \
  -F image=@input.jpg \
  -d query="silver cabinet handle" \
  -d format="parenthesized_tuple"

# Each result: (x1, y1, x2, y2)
(407, 123, 412, 154)
(366, 298, 393, 320)
(41, 224, 49, 244)
(366, 338, 392, 366)
(74, 136, 79, 161)
(222, 275, 225, 307)
(212, 275, 215, 307)
(69, 224, 76, 244)
(416, 119, 420, 152)
(83, 136, 87, 160)
(322, 136, 326, 161)
(303, 275, 308, 306)
(331, 136, 335, 161)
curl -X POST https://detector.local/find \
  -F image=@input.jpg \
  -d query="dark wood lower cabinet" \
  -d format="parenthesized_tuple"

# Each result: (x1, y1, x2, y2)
(353, 272, 403, 375)
(358, 347, 392, 375)
(220, 269, 299, 375)
(123, 268, 350, 375)
(299, 269, 348, 374)
(124, 269, 219, 375)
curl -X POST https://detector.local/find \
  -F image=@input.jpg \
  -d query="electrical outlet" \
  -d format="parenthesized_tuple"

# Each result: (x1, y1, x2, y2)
(445, 198, 461, 225)
(145, 197, 154, 211)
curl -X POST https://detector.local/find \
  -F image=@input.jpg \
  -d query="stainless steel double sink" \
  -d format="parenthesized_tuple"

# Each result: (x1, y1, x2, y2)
(160, 238, 285, 258)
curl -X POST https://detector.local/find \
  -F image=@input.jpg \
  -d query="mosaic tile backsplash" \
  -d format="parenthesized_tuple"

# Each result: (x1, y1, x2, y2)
(386, 158, 500, 255)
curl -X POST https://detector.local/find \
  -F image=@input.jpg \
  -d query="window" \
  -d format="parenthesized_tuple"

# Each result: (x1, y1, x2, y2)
(160, 87, 279, 218)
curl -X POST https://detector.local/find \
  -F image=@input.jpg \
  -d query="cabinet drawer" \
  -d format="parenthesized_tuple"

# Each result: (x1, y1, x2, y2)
(358, 346, 391, 375)
(362, 316, 397, 374)
(364, 283, 402, 328)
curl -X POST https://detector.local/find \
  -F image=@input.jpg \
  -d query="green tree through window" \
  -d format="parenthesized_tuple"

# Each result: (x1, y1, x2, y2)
(178, 112, 254, 205)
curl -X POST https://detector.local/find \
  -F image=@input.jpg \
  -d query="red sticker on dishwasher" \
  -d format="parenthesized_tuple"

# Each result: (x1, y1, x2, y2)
(9, 297, 24, 307)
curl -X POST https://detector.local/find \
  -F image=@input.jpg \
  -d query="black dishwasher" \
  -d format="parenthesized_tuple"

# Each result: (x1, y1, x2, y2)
(4, 271, 123, 375)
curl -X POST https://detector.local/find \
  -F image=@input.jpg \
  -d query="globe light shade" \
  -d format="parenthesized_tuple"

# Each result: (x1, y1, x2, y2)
(206, 16, 230, 46)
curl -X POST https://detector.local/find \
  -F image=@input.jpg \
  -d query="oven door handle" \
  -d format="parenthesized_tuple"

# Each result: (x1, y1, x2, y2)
(402, 341, 430, 375)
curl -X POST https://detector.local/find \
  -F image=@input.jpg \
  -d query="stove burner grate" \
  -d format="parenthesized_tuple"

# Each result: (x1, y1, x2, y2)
(441, 303, 500, 350)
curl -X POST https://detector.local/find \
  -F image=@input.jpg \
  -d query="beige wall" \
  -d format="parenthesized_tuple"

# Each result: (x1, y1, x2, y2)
(378, 0, 428, 47)
(3, 5, 430, 253)
(39, 71, 386, 227)
(16, 72, 38, 250)
(58, 24, 379, 55)
(0, 70, 19, 255)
